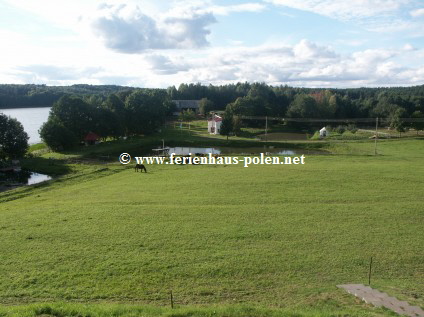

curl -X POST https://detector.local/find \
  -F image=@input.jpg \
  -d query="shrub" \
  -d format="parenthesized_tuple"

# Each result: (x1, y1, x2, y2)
(346, 124, 358, 134)
(309, 131, 321, 140)
(334, 125, 346, 134)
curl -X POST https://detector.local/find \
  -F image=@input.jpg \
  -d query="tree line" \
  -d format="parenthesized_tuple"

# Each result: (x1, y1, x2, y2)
(0, 84, 136, 109)
(1, 82, 424, 155)
(2, 83, 423, 120)
(39, 89, 175, 150)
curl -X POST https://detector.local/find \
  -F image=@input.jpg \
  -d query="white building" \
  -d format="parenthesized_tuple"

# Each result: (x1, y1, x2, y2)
(319, 127, 329, 138)
(208, 114, 223, 134)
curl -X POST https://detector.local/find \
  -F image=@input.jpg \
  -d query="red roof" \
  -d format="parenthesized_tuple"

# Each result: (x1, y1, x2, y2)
(84, 132, 100, 141)
(208, 115, 222, 122)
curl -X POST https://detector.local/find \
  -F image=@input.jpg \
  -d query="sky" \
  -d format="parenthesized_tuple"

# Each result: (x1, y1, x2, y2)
(0, 0, 424, 88)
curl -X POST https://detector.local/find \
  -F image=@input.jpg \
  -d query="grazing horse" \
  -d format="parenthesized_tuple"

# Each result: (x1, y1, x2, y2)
(135, 164, 147, 173)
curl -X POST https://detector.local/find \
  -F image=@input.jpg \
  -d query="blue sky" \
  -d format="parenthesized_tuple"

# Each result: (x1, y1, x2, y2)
(0, 0, 423, 88)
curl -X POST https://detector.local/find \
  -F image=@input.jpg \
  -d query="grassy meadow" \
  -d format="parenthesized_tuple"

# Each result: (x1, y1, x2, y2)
(0, 124, 423, 316)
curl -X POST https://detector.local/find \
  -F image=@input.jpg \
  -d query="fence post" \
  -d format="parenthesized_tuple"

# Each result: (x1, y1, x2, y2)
(374, 118, 378, 155)
(170, 290, 174, 309)
(368, 256, 373, 285)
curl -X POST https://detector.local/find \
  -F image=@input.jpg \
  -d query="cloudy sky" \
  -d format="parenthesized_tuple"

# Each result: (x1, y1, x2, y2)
(1, 0, 424, 88)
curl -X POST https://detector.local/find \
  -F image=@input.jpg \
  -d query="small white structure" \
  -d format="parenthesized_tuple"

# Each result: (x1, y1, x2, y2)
(208, 114, 222, 134)
(319, 127, 329, 138)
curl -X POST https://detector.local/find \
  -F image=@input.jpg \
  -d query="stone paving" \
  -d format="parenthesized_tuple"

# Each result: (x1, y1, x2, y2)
(337, 284, 424, 317)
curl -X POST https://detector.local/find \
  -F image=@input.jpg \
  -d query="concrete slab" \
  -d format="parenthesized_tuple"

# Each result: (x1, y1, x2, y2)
(337, 284, 424, 317)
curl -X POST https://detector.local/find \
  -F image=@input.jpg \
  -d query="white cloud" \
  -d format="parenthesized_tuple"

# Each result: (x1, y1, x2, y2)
(203, 3, 266, 15)
(13, 65, 103, 85)
(265, 0, 409, 21)
(1, 1, 423, 88)
(403, 43, 415, 51)
(293, 39, 337, 60)
(89, 4, 216, 53)
(176, 42, 424, 87)
(144, 54, 189, 75)
(265, 0, 424, 36)
(410, 8, 424, 17)
(3, 38, 423, 88)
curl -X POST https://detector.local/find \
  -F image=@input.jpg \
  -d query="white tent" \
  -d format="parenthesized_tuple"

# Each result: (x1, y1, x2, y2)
(319, 127, 328, 137)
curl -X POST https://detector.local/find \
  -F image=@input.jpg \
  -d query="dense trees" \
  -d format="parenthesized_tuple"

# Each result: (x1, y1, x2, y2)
(39, 119, 77, 151)
(39, 89, 173, 149)
(286, 94, 319, 118)
(0, 84, 135, 109)
(179, 109, 196, 122)
(2, 82, 424, 151)
(169, 82, 424, 122)
(411, 111, 424, 134)
(125, 90, 172, 135)
(3, 83, 424, 122)
(0, 113, 29, 159)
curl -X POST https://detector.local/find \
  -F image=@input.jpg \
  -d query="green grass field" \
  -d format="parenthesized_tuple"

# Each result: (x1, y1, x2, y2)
(0, 132, 423, 316)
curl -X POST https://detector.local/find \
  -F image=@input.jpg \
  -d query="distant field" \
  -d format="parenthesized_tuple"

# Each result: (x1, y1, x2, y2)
(0, 138, 423, 316)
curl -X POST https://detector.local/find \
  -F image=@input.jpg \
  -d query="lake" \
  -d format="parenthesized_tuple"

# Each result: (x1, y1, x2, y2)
(168, 147, 321, 155)
(0, 107, 51, 144)
(0, 171, 52, 192)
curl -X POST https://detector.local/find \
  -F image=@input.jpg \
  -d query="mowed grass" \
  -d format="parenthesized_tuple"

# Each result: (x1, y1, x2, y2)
(0, 139, 423, 316)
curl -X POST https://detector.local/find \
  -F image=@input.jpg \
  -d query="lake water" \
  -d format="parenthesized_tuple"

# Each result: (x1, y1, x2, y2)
(168, 147, 318, 155)
(0, 170, 52, 186)
(0, 107, 51, 144)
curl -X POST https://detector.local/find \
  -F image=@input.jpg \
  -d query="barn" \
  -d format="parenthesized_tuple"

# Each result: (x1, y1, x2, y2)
(172, 100, 200, 116)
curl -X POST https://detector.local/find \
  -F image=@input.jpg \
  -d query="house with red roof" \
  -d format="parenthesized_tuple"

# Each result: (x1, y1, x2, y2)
(207, 114, 222, 134)
(84, 132, 100, 146)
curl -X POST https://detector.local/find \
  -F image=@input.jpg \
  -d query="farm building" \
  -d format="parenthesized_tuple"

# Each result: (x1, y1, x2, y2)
(208, 114, 223, 134)
(84, 132, 100, 145)
(172, 100, 200, 116)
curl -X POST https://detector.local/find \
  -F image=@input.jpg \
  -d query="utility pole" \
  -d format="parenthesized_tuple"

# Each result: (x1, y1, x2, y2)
(374, 117, 378, 155)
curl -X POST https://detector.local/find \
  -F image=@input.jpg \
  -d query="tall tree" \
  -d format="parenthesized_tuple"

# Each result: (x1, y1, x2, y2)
(199, 98, 214, 116)
(39, 118, 77, 151)
(0, 113, 29, 159)
(125, 90, 168, 135)
(220, 114, 234, 141)
(286, 94, 319, 118)
(49, 95, 95, 140)
(411, 111, 424, 135)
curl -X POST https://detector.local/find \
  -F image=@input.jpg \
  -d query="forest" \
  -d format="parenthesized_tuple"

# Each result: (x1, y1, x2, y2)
(2, 83, 424, 151)
(1, 83, 424, 120)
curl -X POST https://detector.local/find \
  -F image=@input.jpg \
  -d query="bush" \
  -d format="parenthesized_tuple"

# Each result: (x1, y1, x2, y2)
(334, 125, 346, 134)
(39, 119, 78, 151)
(346, 124, 358, 134)
(309, 131, 321, 140)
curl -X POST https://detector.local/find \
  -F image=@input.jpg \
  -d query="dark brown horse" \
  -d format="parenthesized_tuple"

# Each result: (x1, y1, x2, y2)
(135, 164, 147, 173)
